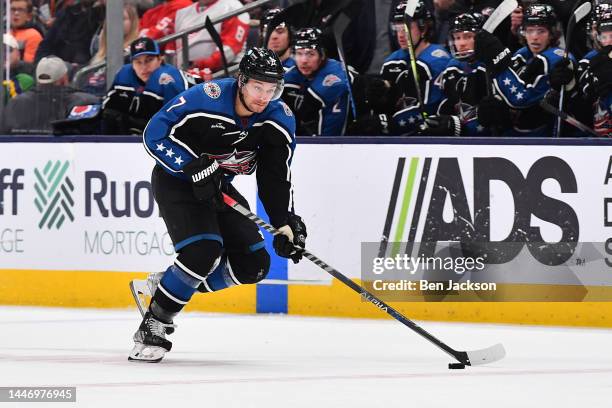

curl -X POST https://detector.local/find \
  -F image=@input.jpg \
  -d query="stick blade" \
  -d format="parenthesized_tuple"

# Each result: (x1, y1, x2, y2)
(574, 2, 592, 24)
(466, 343, 506, 366)
(404, 0, 418, 18)
(482, 0, 518, 33)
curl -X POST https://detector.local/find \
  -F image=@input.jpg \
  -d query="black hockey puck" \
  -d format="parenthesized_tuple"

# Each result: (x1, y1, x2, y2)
(448, 363, 466, 369)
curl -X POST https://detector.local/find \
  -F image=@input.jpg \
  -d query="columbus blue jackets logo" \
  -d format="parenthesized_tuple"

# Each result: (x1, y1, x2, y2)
(204, 82, 222, 99)
(208, 149, 257, 175)
(158, 72, 175, 85)
(322, 74, 341, 87)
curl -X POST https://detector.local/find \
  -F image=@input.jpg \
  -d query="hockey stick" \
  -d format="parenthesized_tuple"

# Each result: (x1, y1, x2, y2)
(332, 13, 358, 119)
(222, 192, 506, 367)
(540, 98, 600, 136)
(204, 16, 230, 78)
(556, 1, 592, 137)
(403, 0, 428, 123)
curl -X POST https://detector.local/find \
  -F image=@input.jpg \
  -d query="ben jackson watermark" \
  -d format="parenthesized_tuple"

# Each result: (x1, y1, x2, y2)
(361, 242, 612, 302)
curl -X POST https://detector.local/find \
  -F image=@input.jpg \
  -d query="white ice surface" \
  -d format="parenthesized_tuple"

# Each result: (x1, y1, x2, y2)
(0, 306, 611, 408)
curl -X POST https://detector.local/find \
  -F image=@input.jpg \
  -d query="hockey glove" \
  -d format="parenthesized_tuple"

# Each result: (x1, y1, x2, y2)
(273, 214, 307, 264)
(590, 46, 612, 97)
(183, 155, 223, 205)
(364, 76, 391, 112)
(420, 115, 462, 136)
(549, 58, 576, 92)
(474, 31, 512, 77)
(477, 95, 512, 131)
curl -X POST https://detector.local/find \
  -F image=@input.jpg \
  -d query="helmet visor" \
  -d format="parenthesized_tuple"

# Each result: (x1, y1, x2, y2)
(242, 77, 285, 101)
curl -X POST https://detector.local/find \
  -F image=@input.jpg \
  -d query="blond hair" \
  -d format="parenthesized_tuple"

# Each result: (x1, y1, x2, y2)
(91, 4, 139, 64)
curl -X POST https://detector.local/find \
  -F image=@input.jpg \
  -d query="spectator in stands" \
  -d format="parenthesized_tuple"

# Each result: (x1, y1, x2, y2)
(1, 56, 99, 134)
(34, 0, 105, 66)
(101, 37, 189, 135)
(138, 0, 192, 45)
(10, 0, 44, 63)
(2, 33, 35, 103)
(78, 4, 140, 96)
(173, 0, 250, 74)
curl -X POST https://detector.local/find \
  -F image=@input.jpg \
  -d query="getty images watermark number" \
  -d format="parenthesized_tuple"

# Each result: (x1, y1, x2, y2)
(0, 387, 76, 402)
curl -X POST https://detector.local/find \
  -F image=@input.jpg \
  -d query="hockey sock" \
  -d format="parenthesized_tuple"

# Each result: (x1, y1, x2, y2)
(150, 264, 200, 322)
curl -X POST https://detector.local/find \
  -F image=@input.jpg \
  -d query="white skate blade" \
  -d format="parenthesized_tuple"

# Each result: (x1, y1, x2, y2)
(128, 342, 167, 363)
(129, 280, 149, 318)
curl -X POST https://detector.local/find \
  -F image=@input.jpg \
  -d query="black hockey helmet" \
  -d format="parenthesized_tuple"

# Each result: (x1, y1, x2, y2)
(238, 48, 285, 101)
(391, 0, 435, 42)
(448, 12, 485, 60)
(522, 3, 557, 30)
(259, 7, 290, 43)
(449, 12, 485, 34)
(293, 27, 324, 53)
(595, 2, 612, 32)
(391, 0, 433, 24)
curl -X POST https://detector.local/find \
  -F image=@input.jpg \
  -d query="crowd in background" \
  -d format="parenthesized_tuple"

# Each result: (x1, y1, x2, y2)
(0, 0, 610, 136)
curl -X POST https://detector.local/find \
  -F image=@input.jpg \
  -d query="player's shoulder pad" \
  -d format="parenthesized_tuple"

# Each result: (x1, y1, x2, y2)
(514, 46, 532, 60)
(314, 59, 348, 87)
(421, 44, 451, 72)
(283, 57, 296, 71)
(257, 99, 296, 144)
(113, 64, 139, 87)
(163, 78, 235, 118)
(384, 48, 409, 64)
(539, 47, 568, 68)
(445, 58, 468, 71)
(283, 65, 302, 83)
(583, 49, 599, 61)
(145, 64, 184, 91)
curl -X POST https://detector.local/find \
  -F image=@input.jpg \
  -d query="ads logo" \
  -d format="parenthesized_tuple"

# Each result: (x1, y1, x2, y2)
(380, 156, 579, 266)
(34, 160, 75, 229)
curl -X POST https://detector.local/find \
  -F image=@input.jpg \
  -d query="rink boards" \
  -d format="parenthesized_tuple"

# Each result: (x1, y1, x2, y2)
(1, 136, 612, 327)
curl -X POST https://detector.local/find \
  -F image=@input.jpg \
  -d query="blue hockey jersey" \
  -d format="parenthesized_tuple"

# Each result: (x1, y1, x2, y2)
(143, 78, 297, 226)
(492, 46, 574, 135)
(103, 63, 189, 118)
(282, 58, 350, 136)
(383, 44, 450, 135)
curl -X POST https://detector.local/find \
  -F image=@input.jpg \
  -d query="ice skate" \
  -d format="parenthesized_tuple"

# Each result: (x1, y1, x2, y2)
(129, 271, 164, 317)
(128, 311, 174, 363)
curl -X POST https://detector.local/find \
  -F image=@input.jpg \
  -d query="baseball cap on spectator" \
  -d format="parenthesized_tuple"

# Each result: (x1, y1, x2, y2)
(3, 33, 19, 49)
(36, 56, 69, 84)
(130, 37, 161, 60)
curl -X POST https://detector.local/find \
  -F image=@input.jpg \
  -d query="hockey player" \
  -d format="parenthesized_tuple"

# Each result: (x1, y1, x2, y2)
(129, 48, 306, 362)
(429, 12, 494, 136)
(282, 27, 351, 136)
(378, 0, 450, 135)
(259, 7, 295, 71)
(101, 37, 189, 135)
(547, 2, 612, 135)
(474, 3, 571, 136)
